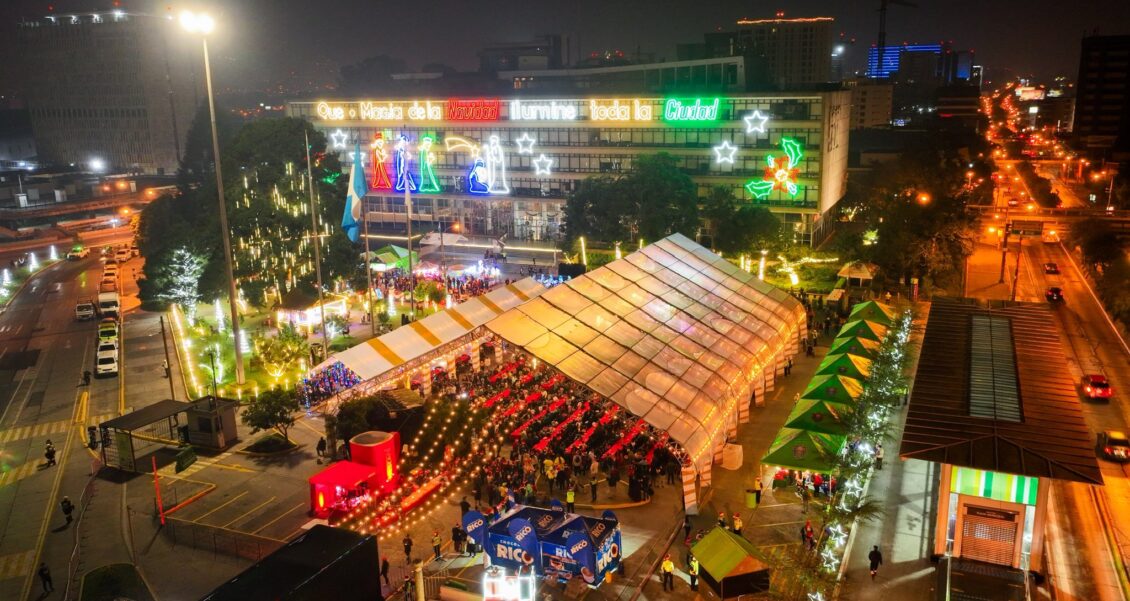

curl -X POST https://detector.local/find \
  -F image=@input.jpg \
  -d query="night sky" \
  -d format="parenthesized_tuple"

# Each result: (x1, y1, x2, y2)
(2, 0, 1130, 97)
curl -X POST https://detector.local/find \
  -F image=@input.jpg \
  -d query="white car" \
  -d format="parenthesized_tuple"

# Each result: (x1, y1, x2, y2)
(97, 339, 118, 354)
(114, 248, 131, 263)
(95, 349, 119, 376)
(103, 263, 119, 275)
(67, 248, 90, 260)
(75, 301, 96, 321)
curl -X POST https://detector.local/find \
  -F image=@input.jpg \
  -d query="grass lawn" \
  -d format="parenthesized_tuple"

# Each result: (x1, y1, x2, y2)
(81, 563, 155, 601)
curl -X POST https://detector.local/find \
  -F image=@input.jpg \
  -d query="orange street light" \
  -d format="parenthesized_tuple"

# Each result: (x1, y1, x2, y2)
(917, 193, 931, 205)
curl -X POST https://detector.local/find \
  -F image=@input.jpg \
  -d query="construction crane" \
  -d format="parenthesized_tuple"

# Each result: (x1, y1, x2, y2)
(875, 0, 917, 77)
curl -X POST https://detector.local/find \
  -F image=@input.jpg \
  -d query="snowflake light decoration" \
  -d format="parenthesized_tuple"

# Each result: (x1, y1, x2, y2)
(745, 137, 804, 199)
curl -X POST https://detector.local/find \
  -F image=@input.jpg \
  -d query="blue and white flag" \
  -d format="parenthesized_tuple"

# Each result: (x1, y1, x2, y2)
(342, 144, 367, 242)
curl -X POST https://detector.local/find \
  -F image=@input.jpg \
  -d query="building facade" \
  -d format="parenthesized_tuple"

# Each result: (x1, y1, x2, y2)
(695, 15, 834, 89)
(16, 11, 200, 174)
(288, 92, 850, 245)
(845, 79, 893, 129)
(1073, 35, 1130, 159)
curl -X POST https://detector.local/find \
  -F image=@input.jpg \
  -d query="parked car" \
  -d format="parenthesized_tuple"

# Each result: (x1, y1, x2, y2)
(97, 339, 118, 354)
(97, 318, 119, 342)
(1097, 430, 1130, 462)
(1081, 374, 1114, 400)
(114, 248, 131, 263)
(95, 349, 119, 377)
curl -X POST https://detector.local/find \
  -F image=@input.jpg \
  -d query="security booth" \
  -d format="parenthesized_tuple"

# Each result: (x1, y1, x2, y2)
(99, 397, 239, 472)
(900, 299, 1102, 579)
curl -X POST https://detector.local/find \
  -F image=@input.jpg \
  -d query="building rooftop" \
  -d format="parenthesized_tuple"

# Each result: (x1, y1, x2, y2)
(899, 297, 1102, 485)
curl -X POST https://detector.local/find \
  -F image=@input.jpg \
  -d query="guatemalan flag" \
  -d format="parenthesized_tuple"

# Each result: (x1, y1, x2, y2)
(341, 143, 367, 243)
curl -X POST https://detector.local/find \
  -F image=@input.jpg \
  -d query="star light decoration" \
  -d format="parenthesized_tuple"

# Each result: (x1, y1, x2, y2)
(743, 110, 769, 134)
(329, 129, 348, 149)
(809, 593, 826, 601)
(713, 140, 738, 164)
(828, 523, 848, 547)
(821, 548, 841, 572)
(532, 154, 554, 176)
(745, 137, 804, 199)
(515, 132, 536, 154)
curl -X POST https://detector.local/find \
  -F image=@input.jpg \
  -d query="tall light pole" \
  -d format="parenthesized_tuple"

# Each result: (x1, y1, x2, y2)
(182, 11, 245, 385)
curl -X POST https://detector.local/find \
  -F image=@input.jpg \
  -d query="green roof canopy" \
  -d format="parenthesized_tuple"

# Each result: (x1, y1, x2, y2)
(784, 398, 853, 435)
(848, 300, 896, 326)
(691, 527, 769, 580)
(828, 336, 881, 359)
(836, 319, 888, 342)
(370, 245, 417, 270)
(817, 353, 872, 381)
(801, 374, 864, 404)
(761, 428, 845, 472)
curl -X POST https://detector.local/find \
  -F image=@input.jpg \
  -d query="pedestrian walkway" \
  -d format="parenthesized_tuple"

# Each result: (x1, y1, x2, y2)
(635, 329, 833, 599)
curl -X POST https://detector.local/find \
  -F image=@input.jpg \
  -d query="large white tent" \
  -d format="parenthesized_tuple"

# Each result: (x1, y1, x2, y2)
(313, 234, 805, 477)
(484, 234, 805, 467)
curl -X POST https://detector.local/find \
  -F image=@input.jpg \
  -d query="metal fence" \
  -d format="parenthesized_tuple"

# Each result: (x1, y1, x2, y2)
(160, 515, 284, 561)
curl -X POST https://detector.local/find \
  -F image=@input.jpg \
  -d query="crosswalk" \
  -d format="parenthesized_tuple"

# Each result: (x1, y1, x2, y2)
(0, 414, 116, 488)
(0, 550, 34, 581)
(160, 449, 238, 478)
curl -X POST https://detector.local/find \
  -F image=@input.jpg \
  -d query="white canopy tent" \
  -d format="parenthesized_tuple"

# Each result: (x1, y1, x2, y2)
(484, 234, 806, 468)
(312, 278, 546, 382)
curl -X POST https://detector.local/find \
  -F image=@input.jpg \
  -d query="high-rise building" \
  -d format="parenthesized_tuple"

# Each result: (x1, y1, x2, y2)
(866, 44, 942, 79)
(696, 13, 834, 89)
(845, 78, 893, 129)
(16, 10, 200, 174)
(1072, 35, 1130, 159)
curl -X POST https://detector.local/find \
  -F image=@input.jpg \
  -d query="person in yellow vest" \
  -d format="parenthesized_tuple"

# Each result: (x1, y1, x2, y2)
(687, 554, 699, 591)
(566, 488, 575, 513)
(732, 513, 744, 536)
(753, 477, 764, 505)
(660, 554, 675, 591)
(431, 530, 442, 561)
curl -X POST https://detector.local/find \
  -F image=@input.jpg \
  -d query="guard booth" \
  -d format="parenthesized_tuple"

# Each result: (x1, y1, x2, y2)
(99, 396, 239, 472)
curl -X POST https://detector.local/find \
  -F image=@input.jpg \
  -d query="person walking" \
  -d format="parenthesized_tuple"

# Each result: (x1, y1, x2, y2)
(60, 496, 74, 525)
(660, 554, 675, 591)
(785, 357, 793, 376)
(45, 440, 57, 467)
(316, 437, 327, 458)
(800, 484, 811, 513)
(402, 575, 415, 599)
(460, 496, 471, 516)
(868, 545, 884, 580)
(753, 477, 763, 505)
(451, 523, 466, 556)
(683, 514, 693, 543)
(380, 557, 390, 586)
(589, 478, 598, 503)
(875, 444, 884, 470)
(38, 562, 53, 594)
(687, 554, 699, 591)
(431, 530, 443, 561)
(565, 487, 575, 513)
(402, 534, 413, 563)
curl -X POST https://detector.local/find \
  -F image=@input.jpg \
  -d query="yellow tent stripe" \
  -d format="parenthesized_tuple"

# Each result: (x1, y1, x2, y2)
(505, 283, 530, 301)
(478, 296, 504, 315)
(447, 308, 474, 331)
(408, 321, 442, 346)
(366, 337, 405, 367)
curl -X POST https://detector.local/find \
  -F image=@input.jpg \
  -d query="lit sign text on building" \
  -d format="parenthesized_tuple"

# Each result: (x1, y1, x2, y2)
(447, 99, 501, 121)
(663, 98, 720, 122)
(589, 99, 653, 121)
(509, 99, 577, 121)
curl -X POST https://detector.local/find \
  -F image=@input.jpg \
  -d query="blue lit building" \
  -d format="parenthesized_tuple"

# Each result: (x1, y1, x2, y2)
(866, 44, 942, 79)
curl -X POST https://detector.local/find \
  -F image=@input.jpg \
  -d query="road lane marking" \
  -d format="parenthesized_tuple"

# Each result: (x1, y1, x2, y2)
(0, 460, 42, 487)
(252, 502, 306, 535)
(221, 496, 277, 529)
(0, 420, 69, 445)
(0, 550, 35, 581)
(193, 491, 248, 522)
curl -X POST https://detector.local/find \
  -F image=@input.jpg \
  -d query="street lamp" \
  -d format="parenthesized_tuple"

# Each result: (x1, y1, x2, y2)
(916, 193, 931, 205)
(182, 10, 245, 385)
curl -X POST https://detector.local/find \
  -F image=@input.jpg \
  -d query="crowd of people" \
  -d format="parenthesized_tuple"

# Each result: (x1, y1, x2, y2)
(426, 343, 690, 522)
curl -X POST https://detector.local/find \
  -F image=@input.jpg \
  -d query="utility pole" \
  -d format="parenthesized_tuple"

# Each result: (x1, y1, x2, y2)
(1010, 236, 1023, 301)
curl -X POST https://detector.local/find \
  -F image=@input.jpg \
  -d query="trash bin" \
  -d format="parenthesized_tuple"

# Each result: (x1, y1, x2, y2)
(745, 489, 758, 509)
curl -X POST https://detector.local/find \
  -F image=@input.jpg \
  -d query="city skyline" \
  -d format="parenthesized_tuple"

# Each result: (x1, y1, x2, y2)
(1, 0, 1128, 98)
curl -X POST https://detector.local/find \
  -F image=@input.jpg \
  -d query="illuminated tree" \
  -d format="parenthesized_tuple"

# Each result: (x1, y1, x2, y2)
(161, 247, 207, 324)
(254, 325, 308, 380)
